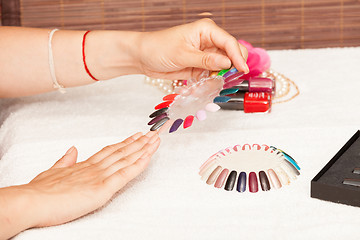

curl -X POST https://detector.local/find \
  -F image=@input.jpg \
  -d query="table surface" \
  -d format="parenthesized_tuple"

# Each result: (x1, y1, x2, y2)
(1, 47, 360, 240)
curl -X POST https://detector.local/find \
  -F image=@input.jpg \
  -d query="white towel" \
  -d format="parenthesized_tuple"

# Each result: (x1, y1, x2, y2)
(1, 47, 360, 240)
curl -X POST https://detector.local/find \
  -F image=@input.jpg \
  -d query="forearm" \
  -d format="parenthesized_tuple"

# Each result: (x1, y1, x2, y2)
(0, 27, 142, 98)
(0, 185, 36, 239)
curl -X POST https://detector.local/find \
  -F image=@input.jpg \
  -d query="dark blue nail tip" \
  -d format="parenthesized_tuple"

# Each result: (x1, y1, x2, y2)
(214, 96, 231, 103)
(236, 172, 246, 192)
(223, 68, 238, 78)
(169, 118, 183, 133)
(150, 117, 169, 131)
(219, 88, 239, 96)
(149, 107, 169, 118)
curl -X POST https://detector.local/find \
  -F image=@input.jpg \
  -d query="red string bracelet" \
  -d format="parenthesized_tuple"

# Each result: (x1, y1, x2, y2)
(82, 30, 99, 81)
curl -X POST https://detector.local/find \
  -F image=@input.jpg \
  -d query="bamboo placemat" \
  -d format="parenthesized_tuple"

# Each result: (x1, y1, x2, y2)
(1, 0, 360, 49)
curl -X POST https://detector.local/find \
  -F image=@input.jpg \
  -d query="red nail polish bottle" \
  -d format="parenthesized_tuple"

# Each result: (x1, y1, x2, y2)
(217, 92, 272, 113)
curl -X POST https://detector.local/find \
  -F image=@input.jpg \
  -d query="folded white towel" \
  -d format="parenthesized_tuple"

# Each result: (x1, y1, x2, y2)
(1, 47, 360, 240)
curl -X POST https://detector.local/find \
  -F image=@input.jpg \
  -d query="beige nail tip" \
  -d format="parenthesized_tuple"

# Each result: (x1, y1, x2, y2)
(199, 159, 215, 175)
(200, 161, 218, 181)
(274, 167, 290, 185)
(267, 169, 282, 189)
(280, 162, 297, 180)
(206, 166, 222, 185)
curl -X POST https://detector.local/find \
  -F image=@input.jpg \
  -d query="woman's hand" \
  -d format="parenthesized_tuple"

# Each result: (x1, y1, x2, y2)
(0, 131, 160, 239)
(137, 18, 249, 80)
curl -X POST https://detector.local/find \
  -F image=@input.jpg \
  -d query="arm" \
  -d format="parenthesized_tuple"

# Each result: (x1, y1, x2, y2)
(0, 19, 248, 98)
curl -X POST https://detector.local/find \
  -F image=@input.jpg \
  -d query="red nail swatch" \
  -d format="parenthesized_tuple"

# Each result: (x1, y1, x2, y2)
(249, 172, 258, 193)
(154, 101, 173, 110)
(183, 115, 194, 129)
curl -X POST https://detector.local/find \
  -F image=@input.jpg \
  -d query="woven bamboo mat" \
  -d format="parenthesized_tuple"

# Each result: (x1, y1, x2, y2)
(1, 0, 360, 49)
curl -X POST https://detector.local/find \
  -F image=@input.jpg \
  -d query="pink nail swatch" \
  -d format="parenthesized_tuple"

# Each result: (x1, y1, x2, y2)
(196, 110, 207, 121)
(205, 103, 220, 112)
(267, 169, 282, 189)
(214, 168, 229, 188)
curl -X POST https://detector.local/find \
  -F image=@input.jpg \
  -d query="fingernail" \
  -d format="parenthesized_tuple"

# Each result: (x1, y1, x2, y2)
(65, 146, 75, 155)
(244, 63, 250, 74)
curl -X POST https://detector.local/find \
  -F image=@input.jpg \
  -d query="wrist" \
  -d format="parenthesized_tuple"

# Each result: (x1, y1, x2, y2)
(86, 30, 143, 80)
(0, 185, 38, 239)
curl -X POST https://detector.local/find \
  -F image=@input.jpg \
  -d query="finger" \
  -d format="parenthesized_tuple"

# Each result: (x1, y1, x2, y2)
(51, 146, 78, 169)
(185, 50, 231, 71)
(99, 132, 158, 168)
(103, 138, 160, 178)
(104, 141, 159, 192)
(87, 132, 143, 163)
(199, 21, 249, 73)
(239, 43, 248, 61)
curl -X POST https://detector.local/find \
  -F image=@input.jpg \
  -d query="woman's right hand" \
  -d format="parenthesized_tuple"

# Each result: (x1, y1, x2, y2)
(0, 131, 160, 239)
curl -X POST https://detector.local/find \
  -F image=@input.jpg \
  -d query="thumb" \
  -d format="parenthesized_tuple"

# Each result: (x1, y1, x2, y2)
(51, 146, 78, 169)
(187, 50, 232, 70)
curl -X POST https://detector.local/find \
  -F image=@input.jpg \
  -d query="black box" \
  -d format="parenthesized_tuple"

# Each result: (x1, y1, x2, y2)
(311, 130, 360, 207)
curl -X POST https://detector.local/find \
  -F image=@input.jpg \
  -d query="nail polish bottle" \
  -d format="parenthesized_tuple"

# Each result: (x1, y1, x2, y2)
(241, 77, 275, 94)
(217, 92, 272, 113)
(224, 77, 275, 95)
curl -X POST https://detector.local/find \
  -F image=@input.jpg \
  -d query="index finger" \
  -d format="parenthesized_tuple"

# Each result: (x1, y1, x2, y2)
(199, 20, 249, 73)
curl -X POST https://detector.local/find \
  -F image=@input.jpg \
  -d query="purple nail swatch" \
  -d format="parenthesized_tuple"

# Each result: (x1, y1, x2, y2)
(169, 118, 183, 133)
(148, 113, 167, 125)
